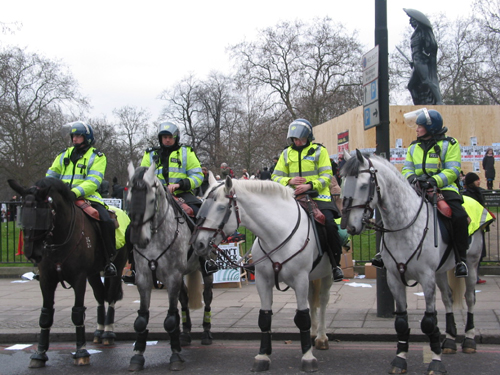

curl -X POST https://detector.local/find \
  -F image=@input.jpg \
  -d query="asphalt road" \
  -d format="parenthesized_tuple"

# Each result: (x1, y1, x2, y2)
(1, 339, 500, 375)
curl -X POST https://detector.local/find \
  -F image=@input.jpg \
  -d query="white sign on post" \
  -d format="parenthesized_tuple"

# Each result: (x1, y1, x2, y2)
(362, 46, 380, 129)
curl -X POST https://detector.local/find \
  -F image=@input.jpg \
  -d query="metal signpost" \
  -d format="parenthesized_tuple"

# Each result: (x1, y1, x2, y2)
(362, 45, 380, 130)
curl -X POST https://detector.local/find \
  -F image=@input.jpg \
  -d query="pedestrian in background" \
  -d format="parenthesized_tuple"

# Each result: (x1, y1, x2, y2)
(482, 148, 496, 190)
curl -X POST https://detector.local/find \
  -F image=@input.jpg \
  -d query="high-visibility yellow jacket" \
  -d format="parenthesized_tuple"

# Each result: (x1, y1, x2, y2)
(402, 136, 461, 193)
(46, 146, 106, 204)
(140, 146, 203, 195)
(272, 143, 333, 202)
(462, 195, 495, 235)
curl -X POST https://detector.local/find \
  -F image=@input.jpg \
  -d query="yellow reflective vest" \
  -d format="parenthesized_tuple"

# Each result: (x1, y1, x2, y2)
(402, 136, 462, 193)
(462, 196, 495, 236)
(46, 146, 106, 204)
(140, 146, 203, 194)
(272, 143, 333, 202)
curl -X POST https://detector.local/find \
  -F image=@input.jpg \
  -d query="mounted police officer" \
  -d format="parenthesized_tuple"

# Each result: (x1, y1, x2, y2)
(123, 121, 217, 283)
(372, 109, 469, 277)
(272, 119, 344, 282)
(46, 121, 117, 277)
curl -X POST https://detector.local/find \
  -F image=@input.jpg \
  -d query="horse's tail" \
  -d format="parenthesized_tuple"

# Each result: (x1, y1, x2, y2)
(186, 269, 203, 310)
(309, 279, 321, 310)
(447, 270, 465, 310)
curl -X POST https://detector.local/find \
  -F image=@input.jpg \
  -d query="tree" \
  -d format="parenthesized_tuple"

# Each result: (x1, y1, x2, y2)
(230, 17, 363, 126)
(0, 47, 88, 190)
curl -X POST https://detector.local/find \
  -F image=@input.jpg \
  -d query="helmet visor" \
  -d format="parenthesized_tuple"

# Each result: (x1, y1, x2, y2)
(287, 122, 311, 141)
(403, 108, 430, 129)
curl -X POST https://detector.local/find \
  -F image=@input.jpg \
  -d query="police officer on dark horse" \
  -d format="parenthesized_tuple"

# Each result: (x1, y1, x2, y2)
(47, 121, 117, 277)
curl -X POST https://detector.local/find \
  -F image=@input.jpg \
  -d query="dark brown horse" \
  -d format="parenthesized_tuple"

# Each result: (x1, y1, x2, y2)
(8, 177, 128, 368)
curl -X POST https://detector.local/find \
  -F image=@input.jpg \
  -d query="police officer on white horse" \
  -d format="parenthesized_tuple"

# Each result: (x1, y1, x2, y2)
(272, 119, 344, 282)
(372, 109, 469, 277)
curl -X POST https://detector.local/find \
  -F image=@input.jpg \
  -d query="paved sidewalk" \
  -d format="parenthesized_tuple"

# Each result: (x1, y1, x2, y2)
(0, 273, 499, 344)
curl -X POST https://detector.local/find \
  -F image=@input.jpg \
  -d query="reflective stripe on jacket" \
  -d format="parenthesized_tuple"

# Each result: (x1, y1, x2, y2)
(46, 146, 105, 204)
(402, 137, 461, 193)
(140, 146, 203, 194)
(271, 143, 333, 202)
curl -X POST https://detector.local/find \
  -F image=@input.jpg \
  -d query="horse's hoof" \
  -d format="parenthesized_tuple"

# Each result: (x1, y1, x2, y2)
(441, 338, 457, 354)
(201, 330, 213, 345)
(461, 337, 477, 354)
(129, 354, 145, 372)
(314, 337, 329, 350)
(389, 356, 407, 374)
(74, 356, 90, 366)
(102, 331, 116, 346)
(301, 358, 319, 372)
(180, 331, 192, 347)
(252, 355, 271, 372)
(28, 359, 46, 368)
(93, 329, 104, 343)
(169, 352, 185, 371)
(427, 359, 446, 375)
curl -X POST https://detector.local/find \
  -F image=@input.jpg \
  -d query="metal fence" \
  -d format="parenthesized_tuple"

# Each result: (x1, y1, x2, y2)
(2, 195, 499, 265)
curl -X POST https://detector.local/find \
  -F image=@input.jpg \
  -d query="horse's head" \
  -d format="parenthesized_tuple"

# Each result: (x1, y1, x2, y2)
(8, 178, 59, 262)
(127, 163, 163, 248)
(340, 150, 380, 235)
(190, 172, 240, 258)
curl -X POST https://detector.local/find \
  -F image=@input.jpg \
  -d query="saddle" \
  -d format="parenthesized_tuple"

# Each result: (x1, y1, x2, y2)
(74, 199, 119, 228)
(174, 196, 194, 218)
(295, 195, 325, 225)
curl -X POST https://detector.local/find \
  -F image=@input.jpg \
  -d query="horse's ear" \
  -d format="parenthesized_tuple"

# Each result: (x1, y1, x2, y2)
(343, 150, 351, 160)
(208, 171, 217, 186)
(128, 162, 135, 182)
(8, 179, 26, 196)
(144, 164, 156, 184)
(356, 149, 364, 163)
(224, 175, 233, 194)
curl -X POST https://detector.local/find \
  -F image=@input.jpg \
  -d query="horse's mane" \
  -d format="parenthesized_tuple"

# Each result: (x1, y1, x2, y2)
(341, 153, 408, 184)
(218, 179, 295, 200)
(35, 177, 73, 201)
(131, 166, 148, 183)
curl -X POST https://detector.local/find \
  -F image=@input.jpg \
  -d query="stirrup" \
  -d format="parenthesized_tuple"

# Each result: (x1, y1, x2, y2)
(204, 259, 219, 275)
(371, 253, 384, 269)
(103, 263, 117, 278)
(122, 270, 136, 284)
(455, 261, 468, 278)
(333, 266, 344, 282)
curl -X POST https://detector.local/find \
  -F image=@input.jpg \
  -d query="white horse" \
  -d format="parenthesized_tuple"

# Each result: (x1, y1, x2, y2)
(126, 164, 213, 372)
(340, 150, 492, 375)
(190, 173, 336, 372)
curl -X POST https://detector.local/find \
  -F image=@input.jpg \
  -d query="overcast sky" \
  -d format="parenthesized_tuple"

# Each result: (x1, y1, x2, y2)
(2, 0, 473, 121)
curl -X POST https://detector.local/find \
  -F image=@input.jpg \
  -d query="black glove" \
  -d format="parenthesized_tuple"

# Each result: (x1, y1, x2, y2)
(407, 175, 418, 185)
(427, 177, 437, 188)
(416, 175, 431, 189)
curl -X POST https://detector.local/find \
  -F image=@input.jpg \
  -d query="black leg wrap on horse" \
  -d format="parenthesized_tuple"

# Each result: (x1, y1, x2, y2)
(258, 310, 273, 355)
(164, 308, 180, 333)
(134, 309, 150, 333)
(421, 311, 437, 335)
(39, 307, 54, 329)
(133, 329, 149, 352)
(395, 312, 410, 354)
(71, 306, 87, 326)
(445, 312, 457, 337)
(75, 325, 86, 350)
(97, 305, 105, 326)
(104, 305, 115, 326)
(258, 309, 273, 332)
(294, 309, 312, 354)
(465, 312, 475, 332)
(38, 328, 50, 353)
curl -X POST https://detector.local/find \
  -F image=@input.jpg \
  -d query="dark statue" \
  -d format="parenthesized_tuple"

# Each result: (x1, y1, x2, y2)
(403, 8, 443, 105)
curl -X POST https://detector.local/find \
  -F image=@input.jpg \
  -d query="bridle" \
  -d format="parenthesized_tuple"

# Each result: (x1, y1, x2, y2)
(190, 183, 241, 250)
(129, 176, 182, 288)
(341, 156, 431, 287)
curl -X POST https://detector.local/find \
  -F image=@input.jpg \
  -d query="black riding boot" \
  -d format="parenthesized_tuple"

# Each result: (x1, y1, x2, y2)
(455, 245, 468, 278)
(101, 220, 117, 278)
(122, 226, 135, 283)
(321, 210, 344, 282)
(200, 257, 218, 275)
